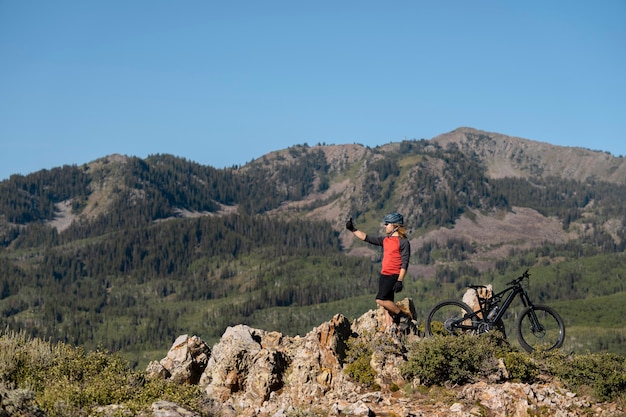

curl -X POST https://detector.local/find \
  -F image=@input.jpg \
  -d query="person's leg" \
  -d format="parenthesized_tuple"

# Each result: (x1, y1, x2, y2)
(376, 274, 401, 327)
(377, 298, 411, 328)
(376, 299, 402, 327)
(376, 299, 401, 315)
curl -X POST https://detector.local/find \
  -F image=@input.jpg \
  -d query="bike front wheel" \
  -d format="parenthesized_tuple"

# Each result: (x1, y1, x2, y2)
(516, 305, 565, 352)
(425, 300, 476, 337)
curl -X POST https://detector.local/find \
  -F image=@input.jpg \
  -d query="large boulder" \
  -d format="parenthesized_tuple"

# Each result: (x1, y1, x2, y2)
(146, 334, 210, 384)
(198, 325, 268, 401)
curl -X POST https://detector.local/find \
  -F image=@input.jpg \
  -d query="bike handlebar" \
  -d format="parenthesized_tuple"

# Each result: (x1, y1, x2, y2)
(465, 269, 530, 291)
(507, 269, 530, 286)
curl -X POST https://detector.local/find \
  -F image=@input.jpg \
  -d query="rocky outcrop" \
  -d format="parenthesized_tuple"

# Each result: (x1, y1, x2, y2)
(146, 299, 622, 417)
(196, 314, 359, 411)
(146, 334, 211, 385)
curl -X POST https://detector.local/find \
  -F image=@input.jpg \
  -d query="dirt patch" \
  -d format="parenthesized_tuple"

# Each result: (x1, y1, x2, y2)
(174, 204, 238, 218)
(46, 201, 76, 232)
(416, 207, 571, 248)
(268, 178, 352, 225)
(410, 207, 577, 278)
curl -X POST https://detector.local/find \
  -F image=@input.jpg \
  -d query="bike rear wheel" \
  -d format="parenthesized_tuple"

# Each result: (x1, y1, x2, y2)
(516, 305, 565, 352)
(425, 300, 476, 337)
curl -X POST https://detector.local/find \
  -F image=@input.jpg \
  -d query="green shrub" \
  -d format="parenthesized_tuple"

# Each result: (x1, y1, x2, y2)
(401, 331, 626, 402)
(0, 330, 206, 416)
(0, 329, 56, 390)
(400, 332, 510, 386)
(502, 351, 539, 383)
(343, 336, 380, 390)
(535, 350, 626, 402)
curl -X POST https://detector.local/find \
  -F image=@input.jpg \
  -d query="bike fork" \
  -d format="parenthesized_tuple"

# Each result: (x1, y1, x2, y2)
(526, 309, 546, 335)
(520, 293, 547, 335)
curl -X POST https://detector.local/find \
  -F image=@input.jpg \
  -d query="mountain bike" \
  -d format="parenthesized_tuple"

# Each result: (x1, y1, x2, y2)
(424, 270, 565, 352)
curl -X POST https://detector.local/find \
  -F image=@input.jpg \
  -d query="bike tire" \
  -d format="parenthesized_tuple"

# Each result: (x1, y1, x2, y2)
(516, 305, 565, 352)
(425, 299, 476, 337)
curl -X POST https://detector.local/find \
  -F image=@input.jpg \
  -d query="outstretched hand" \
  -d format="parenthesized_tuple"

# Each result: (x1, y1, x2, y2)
(393, 281, 403, 293)
(346, 217, 356, 232)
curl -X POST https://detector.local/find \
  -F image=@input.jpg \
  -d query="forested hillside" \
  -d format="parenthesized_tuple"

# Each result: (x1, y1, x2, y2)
(1, 128, 625, 366)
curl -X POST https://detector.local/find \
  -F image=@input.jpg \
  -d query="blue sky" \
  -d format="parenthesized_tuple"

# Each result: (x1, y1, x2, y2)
(1, 1, 625, 180)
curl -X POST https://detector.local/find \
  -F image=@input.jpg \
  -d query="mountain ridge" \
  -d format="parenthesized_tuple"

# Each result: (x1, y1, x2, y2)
(1, 127, 625, 362)
(432, 127, 626, 183)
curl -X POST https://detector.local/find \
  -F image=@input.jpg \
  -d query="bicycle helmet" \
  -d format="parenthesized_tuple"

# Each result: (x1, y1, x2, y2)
(383, 212, 403, 225)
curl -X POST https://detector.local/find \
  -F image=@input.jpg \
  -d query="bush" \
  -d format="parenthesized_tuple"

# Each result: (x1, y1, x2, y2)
(502, 351, 539, 383)
(343, 335, 380, 390)
(400, 332, 510, 386)
(535, 350, 626, 402)
(400, 330, 626, 403)
(0, 330, 206, 416)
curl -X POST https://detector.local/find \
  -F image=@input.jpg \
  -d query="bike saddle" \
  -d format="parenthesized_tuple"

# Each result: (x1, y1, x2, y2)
(466, 284, 488, 290)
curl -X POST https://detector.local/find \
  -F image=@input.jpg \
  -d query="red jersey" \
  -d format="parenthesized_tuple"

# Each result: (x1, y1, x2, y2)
(364, 235, 411, 275)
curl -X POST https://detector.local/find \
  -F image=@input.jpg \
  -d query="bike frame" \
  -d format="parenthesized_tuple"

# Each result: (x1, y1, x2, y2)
(461, 275, 534, 330)
(487, 282, 531, 324)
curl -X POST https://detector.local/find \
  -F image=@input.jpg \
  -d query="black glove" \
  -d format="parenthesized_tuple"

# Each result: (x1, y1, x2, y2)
(346, 217, 356, 232)
(393, 281, 403, 293)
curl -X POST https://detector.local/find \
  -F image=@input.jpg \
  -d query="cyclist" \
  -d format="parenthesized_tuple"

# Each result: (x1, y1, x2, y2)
(346, 213, 411, 329)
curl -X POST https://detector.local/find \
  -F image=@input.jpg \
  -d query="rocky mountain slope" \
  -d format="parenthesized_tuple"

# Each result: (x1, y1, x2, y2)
(432, 127, 626, 183)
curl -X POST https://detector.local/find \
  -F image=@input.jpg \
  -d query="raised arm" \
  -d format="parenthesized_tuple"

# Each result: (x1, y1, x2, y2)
(346, 217, 366, 241)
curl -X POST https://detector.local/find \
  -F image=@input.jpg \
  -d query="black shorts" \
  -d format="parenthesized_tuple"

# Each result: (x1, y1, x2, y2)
(375, 273, 399, 301)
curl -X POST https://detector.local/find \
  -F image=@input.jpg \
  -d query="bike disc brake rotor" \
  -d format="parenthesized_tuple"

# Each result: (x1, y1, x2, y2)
(443, 318, 457, 334)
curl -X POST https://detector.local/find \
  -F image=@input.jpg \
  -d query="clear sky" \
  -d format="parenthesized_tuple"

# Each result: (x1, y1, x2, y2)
(1, 1, 625, 180)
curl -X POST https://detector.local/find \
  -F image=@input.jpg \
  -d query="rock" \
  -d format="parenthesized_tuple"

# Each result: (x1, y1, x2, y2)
(449, 402, 464, 412)
(488, 358, 509, 383)
(396, 297, 418, 321)
(370, 338, 406, 389)
(148, 334, 210, 385)
(331, 400, 374, 416)
(145, 360, 170, 380)
(351, 298, 421, 337)
(350, 308, 379, 334)
(199, 325, 263, 401)
(141, 400, 200, 417)
(95, 404, 134, 416)
(0, 385, 46, 417)
(279, 315, 357, 406)
(244, 348, 289, 403)
(315, 313, 352, 363)
(457, 381, 612, 417)
(462, 285, 493, 318)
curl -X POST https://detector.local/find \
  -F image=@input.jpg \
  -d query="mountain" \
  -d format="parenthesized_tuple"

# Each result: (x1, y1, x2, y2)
(432, 127, 626, 183)
(0, 127, 625, 366)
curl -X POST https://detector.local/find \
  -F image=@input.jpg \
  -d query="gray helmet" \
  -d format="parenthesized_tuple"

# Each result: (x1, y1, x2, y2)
(383, 212, 403, 225)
